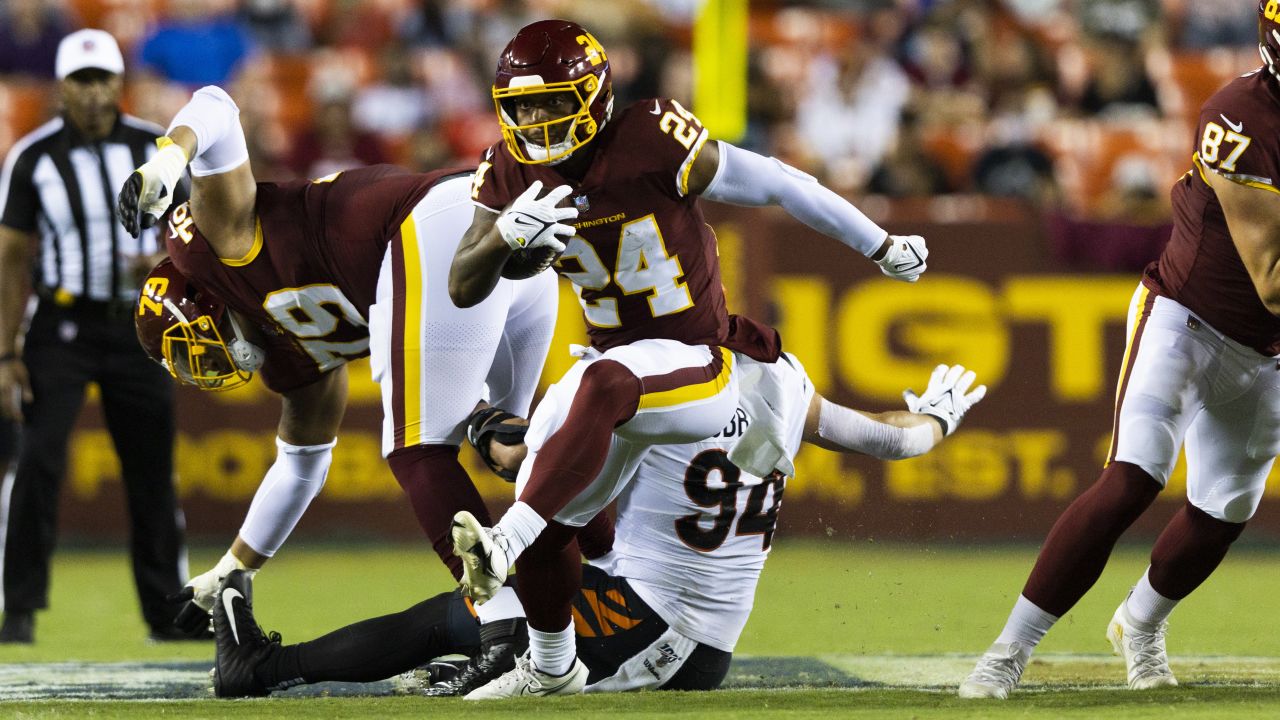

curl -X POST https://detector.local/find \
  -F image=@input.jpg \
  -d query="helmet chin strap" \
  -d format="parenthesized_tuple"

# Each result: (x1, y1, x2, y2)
(224, 311, 265, 372)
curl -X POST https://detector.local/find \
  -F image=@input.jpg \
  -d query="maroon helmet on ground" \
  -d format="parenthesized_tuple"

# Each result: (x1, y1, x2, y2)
(492, 19, 613, 165)
(135, 258, 261, 391)
(1261, 1, 1280, 79)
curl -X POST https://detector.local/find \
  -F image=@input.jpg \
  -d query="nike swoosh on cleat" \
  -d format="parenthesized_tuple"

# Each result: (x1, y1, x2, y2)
(222, 588, 243, 645)
(1220, 114, 1243, 133)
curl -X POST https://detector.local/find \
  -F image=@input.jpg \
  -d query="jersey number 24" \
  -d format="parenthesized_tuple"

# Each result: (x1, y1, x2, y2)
(558, 214, 694, 328)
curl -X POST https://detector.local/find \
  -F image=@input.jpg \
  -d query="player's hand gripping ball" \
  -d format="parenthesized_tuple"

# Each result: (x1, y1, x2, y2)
(501, 244, 562, 279)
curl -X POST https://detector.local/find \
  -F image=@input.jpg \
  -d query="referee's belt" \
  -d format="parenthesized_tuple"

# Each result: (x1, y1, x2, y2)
(37, 287, 131, 318)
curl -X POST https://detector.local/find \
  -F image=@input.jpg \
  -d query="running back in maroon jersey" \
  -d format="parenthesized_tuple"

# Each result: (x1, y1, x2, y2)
(166, 165, 465, 392)
(1149, 68, 1280, 355)
(472, 97, 729, 352)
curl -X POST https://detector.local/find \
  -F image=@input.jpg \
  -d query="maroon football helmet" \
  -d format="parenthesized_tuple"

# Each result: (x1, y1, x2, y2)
(492, 19, 613, 164)
(135, 259, 260, 391)
(1261, 1, 1280, 80)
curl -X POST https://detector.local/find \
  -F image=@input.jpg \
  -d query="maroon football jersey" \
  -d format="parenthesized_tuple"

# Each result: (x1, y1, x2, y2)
(473, 97, 730, 352)
(167, 165, 462, 392)
(1147, 68, 1280, 355)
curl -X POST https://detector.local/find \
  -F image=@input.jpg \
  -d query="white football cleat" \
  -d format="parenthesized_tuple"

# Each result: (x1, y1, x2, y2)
(464, 651, 587, 700)
(957, 641, 1032, 699)
(451, 511, 511, 604)
(1107, 601, 1178, 689)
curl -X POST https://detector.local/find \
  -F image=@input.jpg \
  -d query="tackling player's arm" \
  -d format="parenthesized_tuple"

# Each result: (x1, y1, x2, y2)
(803, 364, 984, 460)
(118, 86, 257, 258)
(685, 139, 927, 282)
(1206, 169, 1280, 314)
(0, 224, 34, 419)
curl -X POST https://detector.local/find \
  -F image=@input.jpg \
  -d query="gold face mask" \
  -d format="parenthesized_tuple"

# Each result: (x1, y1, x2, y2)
(494, 74, 606, 164)
(160, 312, 252, 391)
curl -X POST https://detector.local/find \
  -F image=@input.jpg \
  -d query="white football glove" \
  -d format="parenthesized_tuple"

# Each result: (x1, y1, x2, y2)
(903, 364, 987, 437)
(117, 140, 188, 238)
(876, 234, 928, 283)
(166, 550, 257, 633)
(494, 180, 579, 254)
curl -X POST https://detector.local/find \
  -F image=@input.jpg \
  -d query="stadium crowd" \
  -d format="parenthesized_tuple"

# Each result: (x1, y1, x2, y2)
(0, 0, 1262, 226)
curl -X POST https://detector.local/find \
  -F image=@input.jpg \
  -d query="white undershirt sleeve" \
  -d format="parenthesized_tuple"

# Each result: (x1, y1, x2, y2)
(238, 437, 337, 557)
(816, 398, 935, 460)
(701, 140, 888, 257)
(168, 85, 250, 177)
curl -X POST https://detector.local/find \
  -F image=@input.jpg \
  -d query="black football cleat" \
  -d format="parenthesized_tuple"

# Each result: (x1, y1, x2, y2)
(212, 570, 280, 698)
(423, 618, 528, 697)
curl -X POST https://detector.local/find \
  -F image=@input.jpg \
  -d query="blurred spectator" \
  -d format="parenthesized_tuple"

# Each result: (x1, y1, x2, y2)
(138, 0, 255, 86)
(236, 0, 312, 53)
(971, 116, 1058, 204)
(1076, 0, 1161, 44)
(288, 97, 389, 178)
(867, 109, 953, 197)
(1095, 153, 1170, 224)
(318, 0, 394, 49)
(352, 44, 431, 138)
(1076, 37, 1161, 119)
(0, 0, 73, 78)
(796, 42, 910, 191)
(405, 124, 454, 171)
(1171, 0, 1256, 49)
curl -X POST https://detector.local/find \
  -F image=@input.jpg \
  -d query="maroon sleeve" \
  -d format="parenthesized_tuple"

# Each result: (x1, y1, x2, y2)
(1197, 78, 1280, 189)
(617, 98, 711, 198)
(471, 145, 516, 213)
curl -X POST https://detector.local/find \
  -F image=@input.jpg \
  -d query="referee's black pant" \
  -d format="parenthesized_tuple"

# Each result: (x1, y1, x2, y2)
(2, 300, 187, 630)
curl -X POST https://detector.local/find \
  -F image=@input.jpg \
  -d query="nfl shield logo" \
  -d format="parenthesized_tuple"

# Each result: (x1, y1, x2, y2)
(573, 195, 590, 212)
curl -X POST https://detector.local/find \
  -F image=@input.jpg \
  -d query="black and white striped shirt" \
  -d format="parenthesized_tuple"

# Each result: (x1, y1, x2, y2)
(0, 114, 167, 303)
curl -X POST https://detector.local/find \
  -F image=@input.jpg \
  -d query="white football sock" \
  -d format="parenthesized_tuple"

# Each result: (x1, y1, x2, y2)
(1124, 568, 1179, 629)
(474, 585, 525, 625)
(994, 595, 1059, 649)
(239, 437, 336, 556)
(494, 501, 546, 566)
(529, 620, 575, 677)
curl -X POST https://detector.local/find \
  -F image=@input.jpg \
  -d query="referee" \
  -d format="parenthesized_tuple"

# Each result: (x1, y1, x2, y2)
(0, 29, 197, 644)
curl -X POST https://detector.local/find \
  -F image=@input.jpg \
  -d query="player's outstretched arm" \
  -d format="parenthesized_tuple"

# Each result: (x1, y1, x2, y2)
(803, 364, 986, 460)
(688, 140, 927, 282)
(1207, 169, 1280, 315)
(168, 366, 346, 632)
(118, 86, 256, 258)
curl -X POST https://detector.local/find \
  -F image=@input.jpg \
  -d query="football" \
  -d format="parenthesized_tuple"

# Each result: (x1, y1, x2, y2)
(501, 244, 561, 280)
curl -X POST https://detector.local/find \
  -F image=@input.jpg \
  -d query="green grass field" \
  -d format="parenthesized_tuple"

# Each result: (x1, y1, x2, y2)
(4, 540, 1280, 718)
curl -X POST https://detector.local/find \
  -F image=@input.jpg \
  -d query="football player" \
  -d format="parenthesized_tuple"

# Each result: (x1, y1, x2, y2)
(959, 2, 1280, 699)
(445, 19, 932, 697)
(118, 85, 558, 690)
(207, 358, 985, 698)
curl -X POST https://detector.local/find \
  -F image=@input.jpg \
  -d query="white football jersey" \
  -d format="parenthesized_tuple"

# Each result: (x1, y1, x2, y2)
(597, 353, 814, 652)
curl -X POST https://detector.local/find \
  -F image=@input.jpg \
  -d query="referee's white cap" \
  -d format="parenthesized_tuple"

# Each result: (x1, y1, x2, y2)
(55, 29, 125, 80)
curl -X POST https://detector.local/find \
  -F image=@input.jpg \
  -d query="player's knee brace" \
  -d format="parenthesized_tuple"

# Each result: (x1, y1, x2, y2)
(169, 85, 250, 176)
(239, 437, 337, 557)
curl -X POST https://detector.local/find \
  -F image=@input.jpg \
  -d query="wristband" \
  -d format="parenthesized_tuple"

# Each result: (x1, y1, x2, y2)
(0, 353, 18, 363)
